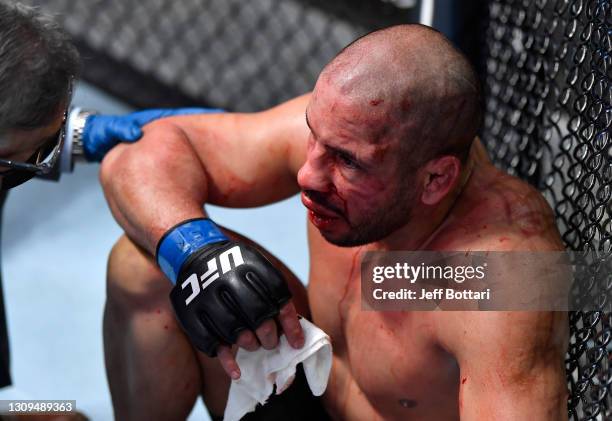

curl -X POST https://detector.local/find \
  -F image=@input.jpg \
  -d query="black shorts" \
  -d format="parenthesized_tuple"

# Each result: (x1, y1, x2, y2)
(213, 363, 331, 421)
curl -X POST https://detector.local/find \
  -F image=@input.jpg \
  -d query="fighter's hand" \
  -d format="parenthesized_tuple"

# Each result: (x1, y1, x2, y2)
(81, 107, 223, 161)
(216, 301, 303, 380)
(168, 240, 303, 377)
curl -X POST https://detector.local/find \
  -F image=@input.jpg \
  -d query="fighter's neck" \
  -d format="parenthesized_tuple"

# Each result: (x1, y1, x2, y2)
(370, 144, 478, 251)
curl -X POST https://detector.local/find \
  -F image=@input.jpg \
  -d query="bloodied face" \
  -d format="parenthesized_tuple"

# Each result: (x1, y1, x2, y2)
(297, 78, 420, 247)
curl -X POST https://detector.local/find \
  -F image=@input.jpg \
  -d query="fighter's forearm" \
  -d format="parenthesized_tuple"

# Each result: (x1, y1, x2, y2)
(100, 119, 210, 255)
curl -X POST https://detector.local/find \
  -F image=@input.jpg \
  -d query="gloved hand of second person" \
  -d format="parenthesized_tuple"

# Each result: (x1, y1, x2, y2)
(82, 107, 224, 162)
(157, 218, 304, 378)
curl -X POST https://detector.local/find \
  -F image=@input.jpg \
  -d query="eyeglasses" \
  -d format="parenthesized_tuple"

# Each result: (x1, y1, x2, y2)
(0, 79, 73, 175)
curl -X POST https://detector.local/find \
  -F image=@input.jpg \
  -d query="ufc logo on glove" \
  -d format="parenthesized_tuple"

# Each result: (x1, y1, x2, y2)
(158, 218, 292, 357)
(182, 246, 245, 305)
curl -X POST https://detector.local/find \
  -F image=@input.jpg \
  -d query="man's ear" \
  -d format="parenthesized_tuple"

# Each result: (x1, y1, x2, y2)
(420, 156, 461, 206)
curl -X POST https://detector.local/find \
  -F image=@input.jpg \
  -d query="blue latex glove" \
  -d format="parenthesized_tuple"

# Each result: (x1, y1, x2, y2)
(82, 107, 224, 162)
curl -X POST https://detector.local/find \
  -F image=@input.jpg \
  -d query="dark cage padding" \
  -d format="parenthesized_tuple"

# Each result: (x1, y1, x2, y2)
(23, 0, 611, 419)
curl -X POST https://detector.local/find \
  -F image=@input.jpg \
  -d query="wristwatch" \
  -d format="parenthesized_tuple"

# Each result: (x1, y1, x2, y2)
(60, 107, 97, 173)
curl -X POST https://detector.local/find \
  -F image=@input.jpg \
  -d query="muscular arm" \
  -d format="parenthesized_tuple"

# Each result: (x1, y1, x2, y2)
(436, 310, 568, 420)
(432, 212, 569, 420)
(100, 94, 310, 254)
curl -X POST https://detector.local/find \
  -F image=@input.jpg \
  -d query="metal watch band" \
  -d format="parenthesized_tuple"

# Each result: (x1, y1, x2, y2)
(71, 109, 97, 156)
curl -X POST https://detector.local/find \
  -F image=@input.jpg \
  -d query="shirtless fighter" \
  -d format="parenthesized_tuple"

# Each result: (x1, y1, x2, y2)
(100, 25, 569, 420)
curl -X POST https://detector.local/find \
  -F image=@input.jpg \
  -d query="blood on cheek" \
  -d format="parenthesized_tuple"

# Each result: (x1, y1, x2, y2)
(311, 140, 389, 218)
(331, 174, 388, 221)
(328, 183, 349, 217)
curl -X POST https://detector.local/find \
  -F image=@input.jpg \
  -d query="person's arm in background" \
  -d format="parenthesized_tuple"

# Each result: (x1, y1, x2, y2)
(61, 107, 224, 170)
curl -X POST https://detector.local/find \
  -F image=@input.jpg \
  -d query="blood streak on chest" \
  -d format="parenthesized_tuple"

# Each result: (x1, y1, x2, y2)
(459, 377, 467, 412)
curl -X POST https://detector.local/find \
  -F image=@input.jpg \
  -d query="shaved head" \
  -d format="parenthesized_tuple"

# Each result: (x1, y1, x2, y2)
(299, 25, 482, 247)
(319, 24, 482, 167)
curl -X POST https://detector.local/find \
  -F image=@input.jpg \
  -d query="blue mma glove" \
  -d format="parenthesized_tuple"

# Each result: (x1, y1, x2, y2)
(82, 107, 224, 161)
(157, 218, 292, 357)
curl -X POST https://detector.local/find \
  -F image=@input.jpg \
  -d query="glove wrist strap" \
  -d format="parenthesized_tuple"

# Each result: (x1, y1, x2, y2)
(156, 218, 229, 284)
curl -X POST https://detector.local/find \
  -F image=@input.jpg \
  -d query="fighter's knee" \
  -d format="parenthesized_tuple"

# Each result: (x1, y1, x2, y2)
(107, 235, 171, 309)
(99, 120, 188, 191)
(98, 135, 129, 189)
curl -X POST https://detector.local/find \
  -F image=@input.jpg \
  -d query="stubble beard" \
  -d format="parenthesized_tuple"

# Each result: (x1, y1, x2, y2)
(322, 181, 416, 247)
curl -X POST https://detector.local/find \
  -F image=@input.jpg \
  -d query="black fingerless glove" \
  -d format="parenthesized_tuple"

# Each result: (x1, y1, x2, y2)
(157, 218, 292, 357)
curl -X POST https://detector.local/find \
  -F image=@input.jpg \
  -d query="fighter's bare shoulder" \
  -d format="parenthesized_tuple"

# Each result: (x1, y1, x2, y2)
(253, 93, 312, 175)
(437, 163, 564, 252)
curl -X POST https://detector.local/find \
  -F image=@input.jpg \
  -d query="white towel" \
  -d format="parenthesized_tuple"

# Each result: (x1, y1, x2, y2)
(223, 318, 332, 421)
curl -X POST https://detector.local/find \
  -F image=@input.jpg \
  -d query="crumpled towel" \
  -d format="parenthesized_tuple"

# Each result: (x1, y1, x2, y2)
(223, 318, 332, 421)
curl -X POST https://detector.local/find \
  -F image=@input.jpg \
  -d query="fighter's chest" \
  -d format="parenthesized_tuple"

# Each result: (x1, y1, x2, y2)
(310, 264, 436, 356)
(307, 238, 455, 407)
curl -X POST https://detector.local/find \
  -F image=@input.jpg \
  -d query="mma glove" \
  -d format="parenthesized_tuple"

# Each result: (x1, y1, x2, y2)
(156, 218, 292, 357)
(81, 107, 224, 161)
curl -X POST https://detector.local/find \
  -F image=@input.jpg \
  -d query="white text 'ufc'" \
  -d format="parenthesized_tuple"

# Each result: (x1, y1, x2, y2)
(181, 246, 245, 306)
